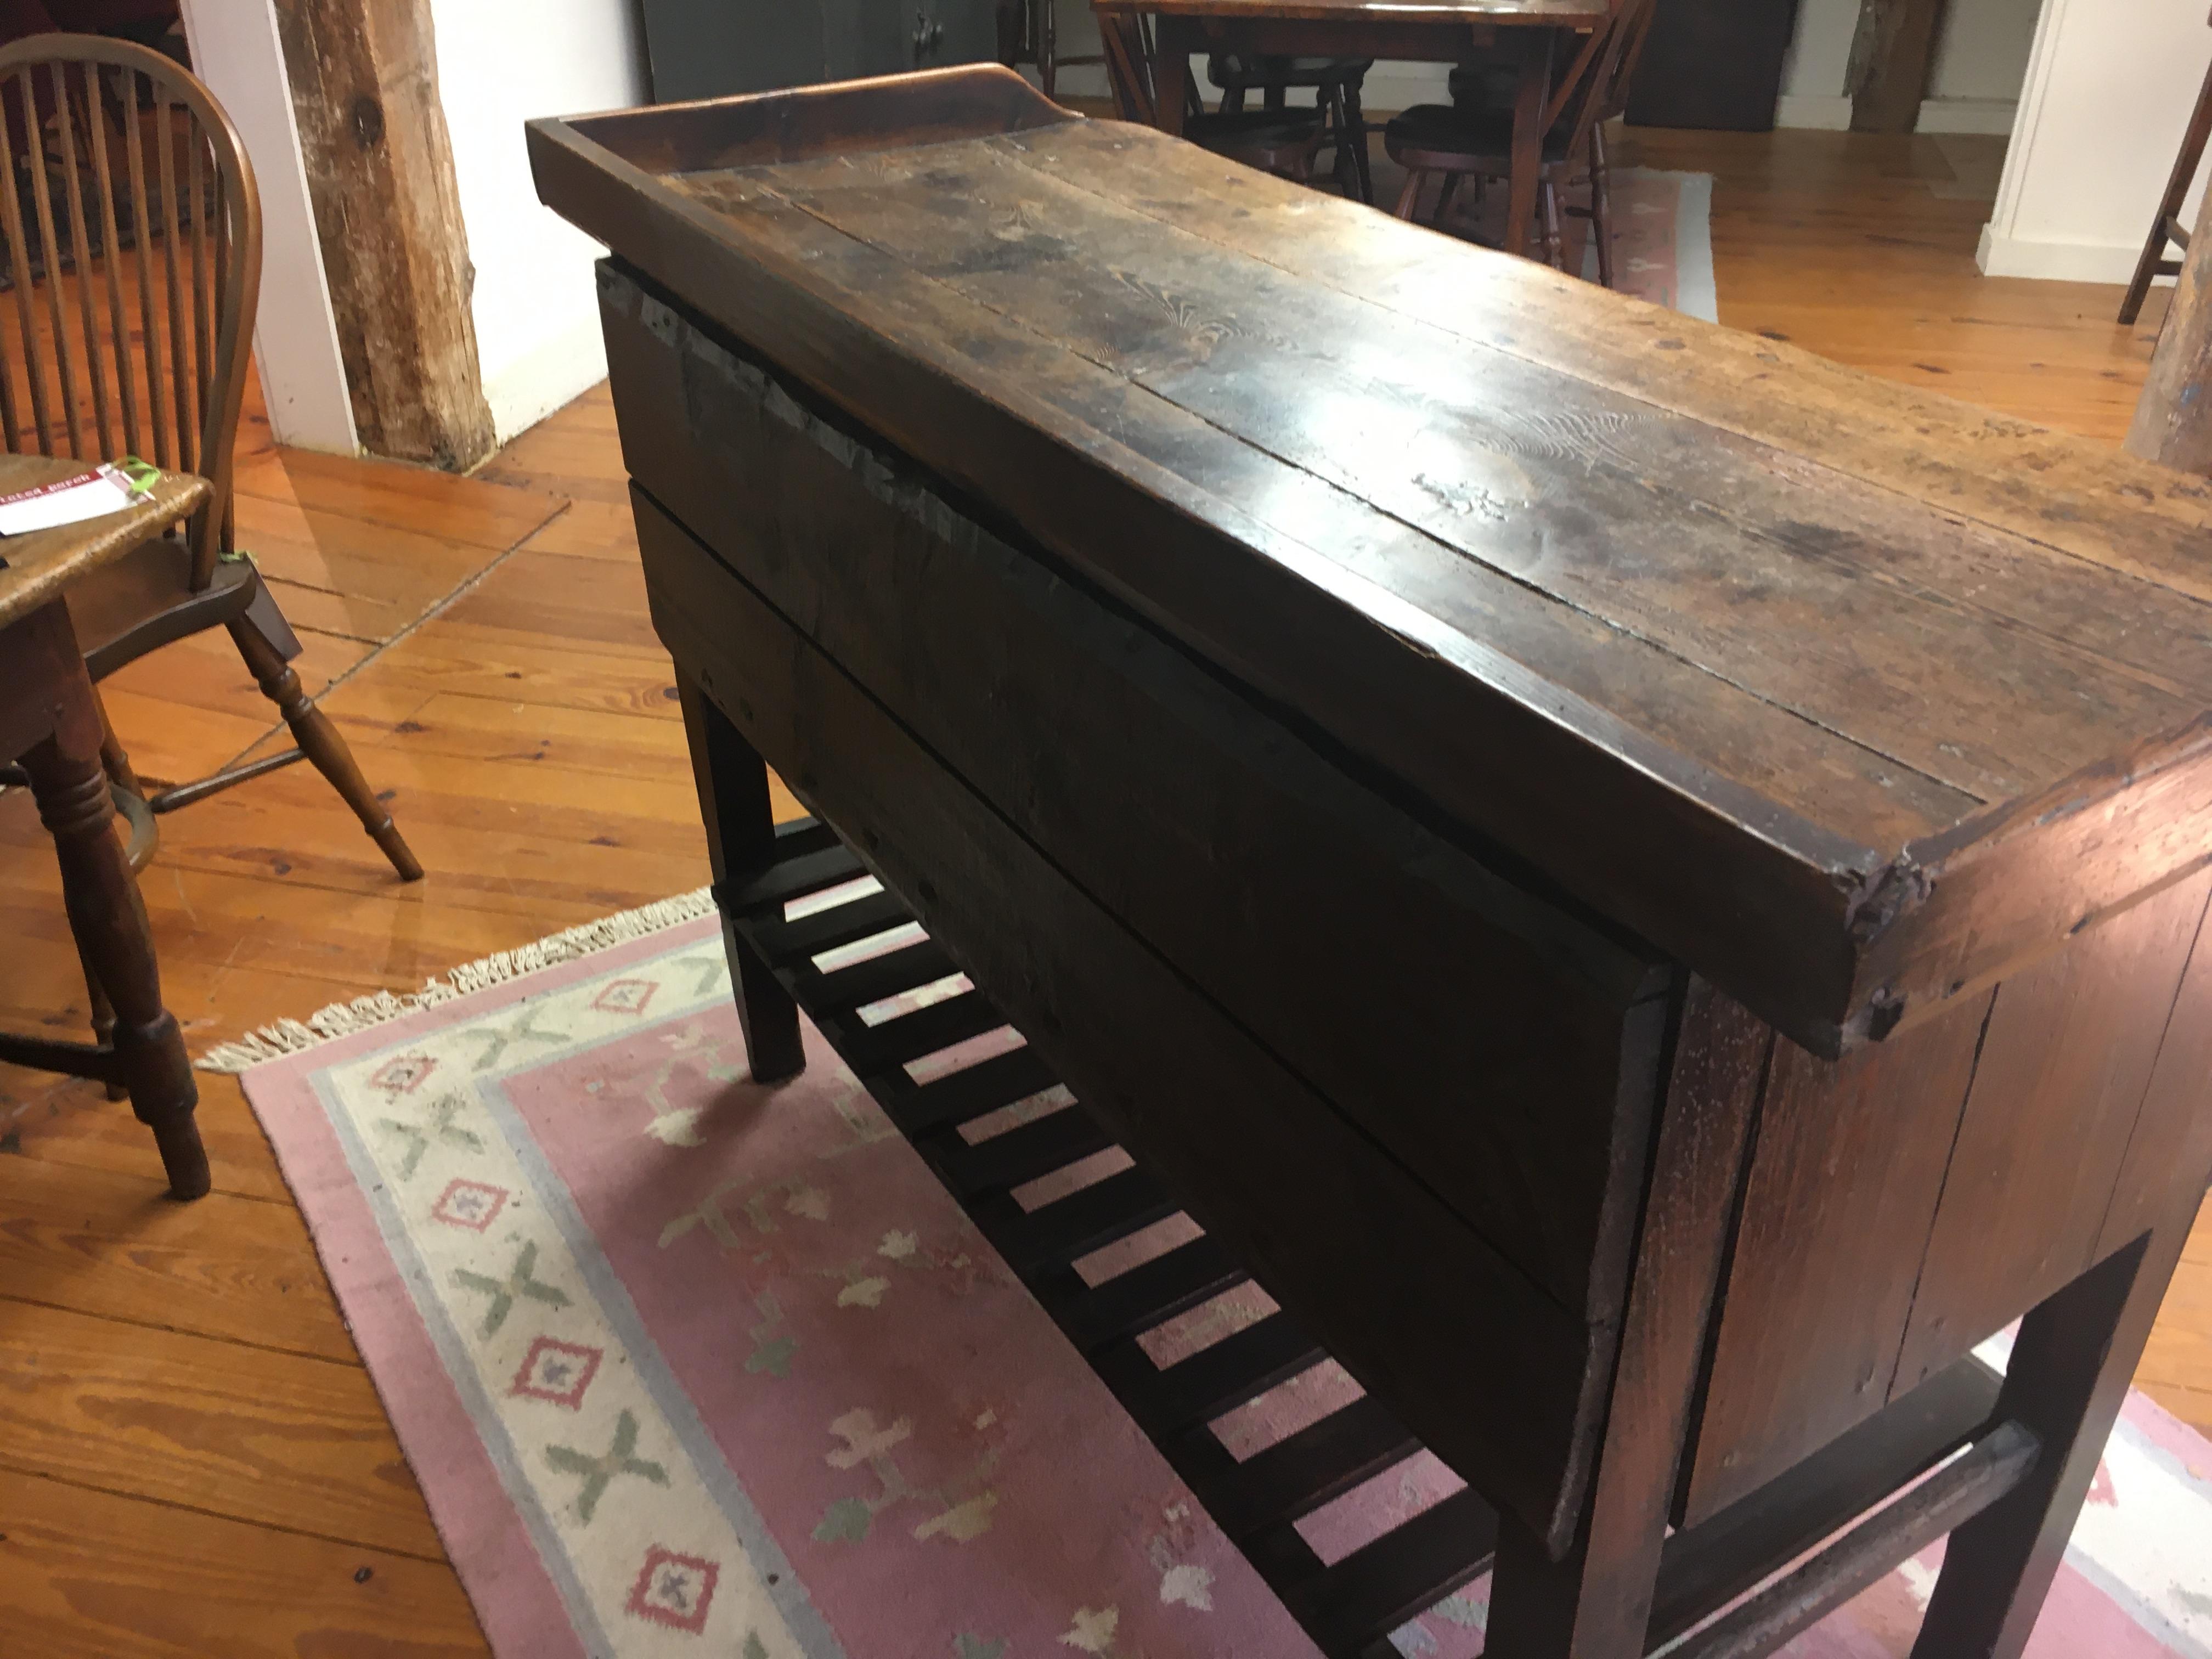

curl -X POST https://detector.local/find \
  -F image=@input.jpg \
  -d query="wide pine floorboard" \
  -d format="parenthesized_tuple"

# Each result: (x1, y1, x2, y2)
(0, 124, 2200, 1653)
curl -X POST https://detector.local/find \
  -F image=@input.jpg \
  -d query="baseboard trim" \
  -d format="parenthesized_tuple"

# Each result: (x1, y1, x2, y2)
(482, 313, 613, 448)
(1918, 97, 2017, 136)
(1776, 94, 1853, 130)
(1976, 223, 2147, 285)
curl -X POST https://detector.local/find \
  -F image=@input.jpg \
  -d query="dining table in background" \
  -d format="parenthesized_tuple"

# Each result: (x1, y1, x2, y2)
(1091, 0, 1613, 255)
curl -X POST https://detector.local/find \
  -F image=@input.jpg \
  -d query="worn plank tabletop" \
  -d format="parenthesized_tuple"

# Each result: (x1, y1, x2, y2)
(529, 70, 2212, 1055)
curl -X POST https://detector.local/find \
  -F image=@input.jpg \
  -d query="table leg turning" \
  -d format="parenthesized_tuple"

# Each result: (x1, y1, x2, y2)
(20, 721, 205, 1199)
(1502, 27, 1555, 259)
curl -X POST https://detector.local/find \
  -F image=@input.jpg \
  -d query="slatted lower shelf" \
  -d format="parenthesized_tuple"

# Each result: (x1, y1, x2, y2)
(721, 820, 2011, 1659)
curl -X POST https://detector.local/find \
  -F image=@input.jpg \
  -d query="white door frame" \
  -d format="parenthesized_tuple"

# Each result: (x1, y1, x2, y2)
(178, 0, 357, 454)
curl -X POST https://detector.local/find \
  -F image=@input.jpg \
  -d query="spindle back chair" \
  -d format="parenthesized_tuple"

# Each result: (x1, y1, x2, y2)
(1097, 13, 1335, 187)
(0, 34, 419, 885)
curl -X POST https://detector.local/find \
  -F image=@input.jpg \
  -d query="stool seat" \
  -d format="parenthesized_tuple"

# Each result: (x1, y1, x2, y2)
(1385, 101, 1576, 166)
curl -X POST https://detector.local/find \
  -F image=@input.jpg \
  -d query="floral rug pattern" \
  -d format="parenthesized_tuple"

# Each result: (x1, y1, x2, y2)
(242, 896, 2212, 1658)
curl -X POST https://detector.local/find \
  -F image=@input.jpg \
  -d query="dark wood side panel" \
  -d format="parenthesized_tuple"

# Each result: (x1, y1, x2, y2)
(2098, 891, 2212, 1255)
(602, 269, 1674, 1319)
(1679, 994, 1989, 1523)
(631, 488, 1615, 1553)
(1892, 866, 2212, 1395)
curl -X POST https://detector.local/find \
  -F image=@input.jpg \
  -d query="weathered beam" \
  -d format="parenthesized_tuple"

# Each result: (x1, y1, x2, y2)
(2128, 182, 2212, 476)
(271, 0, 494, 469)
(1847, 0, 1951, 134)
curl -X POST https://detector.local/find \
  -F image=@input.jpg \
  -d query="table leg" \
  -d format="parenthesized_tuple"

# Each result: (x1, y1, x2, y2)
(678, 675, 807, 1084)
(1503, 28, 1555, 259)
(1486, 983, 1766, 1656)
(1909, 1204, 2203, 1658)
(21, 724, 205, 1200)
(1155, 17, 1193, 137)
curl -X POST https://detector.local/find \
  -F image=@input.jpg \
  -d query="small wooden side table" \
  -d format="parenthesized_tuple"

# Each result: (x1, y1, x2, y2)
(0, 458, 212, 1200)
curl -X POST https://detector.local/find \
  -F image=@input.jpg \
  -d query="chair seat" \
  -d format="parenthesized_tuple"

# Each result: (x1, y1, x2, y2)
(1384, 103, 1577, 167)
(65, 534, 258, 680)
(1209, 53, 1373, 89)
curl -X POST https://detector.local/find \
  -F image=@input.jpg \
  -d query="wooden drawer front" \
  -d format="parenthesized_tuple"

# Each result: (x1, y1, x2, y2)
(634, 488, 1610, 1550)
(1683, 868, 2212, 1522)
(602, 262, 1674, 1326)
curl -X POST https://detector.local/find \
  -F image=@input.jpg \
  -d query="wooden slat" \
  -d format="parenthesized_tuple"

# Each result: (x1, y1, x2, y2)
(838, 986, 1005, 1070)
(932, 1103, 1115, 1197)
(1056, 1233, 1248, 1355)
(1196, 1392, 1421, 1542)
(1282, 1486, 1500, 1657)
(51, 61, 115, 461)
(720, 837, 862, 912)
(804, 935, 955, 1011)
(121, 81, 169, 471)
(989, 1166, 1180, 1277)
(1105, 1312, 1325, 1437)
(0, 74, 55, 454)
(749, 884, 911, 963)
(20, 67, 82, 457)
(882, 1043, 1059, 1134)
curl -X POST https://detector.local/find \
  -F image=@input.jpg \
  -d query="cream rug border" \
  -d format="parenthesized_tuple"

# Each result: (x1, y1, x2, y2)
(197, 887, 718, 1073)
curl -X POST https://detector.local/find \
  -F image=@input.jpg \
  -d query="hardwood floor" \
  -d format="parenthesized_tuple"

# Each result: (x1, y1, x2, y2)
(0, 123, 2202, 1654)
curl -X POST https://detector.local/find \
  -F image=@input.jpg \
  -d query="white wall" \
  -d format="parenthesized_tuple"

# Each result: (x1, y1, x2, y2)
(1981, 0, 2211, 283)
(426, 0, 651, 444)
(1779, 0, 2041, 133)
(179, 0, 357, 453)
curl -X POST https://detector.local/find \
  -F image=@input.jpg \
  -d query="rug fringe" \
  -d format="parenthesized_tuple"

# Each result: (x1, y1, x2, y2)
(196, 886, 719, 1073)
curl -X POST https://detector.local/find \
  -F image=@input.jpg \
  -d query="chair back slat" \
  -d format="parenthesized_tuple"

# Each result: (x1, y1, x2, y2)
(53, 62, 116, 461)
(0, 86, 57, 458)
(153, 82, 193, 476)
(187, 122, 210, 462)
(0, 35, 262, 587)
(1545, 0, 1654, 162)
(119, 80, 170, 470)
(1098, 13, 1158, 127)
(19, 66, 83, 458)
(80, 63, 142, 462)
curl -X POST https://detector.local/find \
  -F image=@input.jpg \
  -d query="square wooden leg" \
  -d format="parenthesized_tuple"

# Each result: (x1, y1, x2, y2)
(676, 674, 807, 1084)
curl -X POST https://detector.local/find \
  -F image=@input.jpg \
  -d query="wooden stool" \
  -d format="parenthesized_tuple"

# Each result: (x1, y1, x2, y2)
(2121, 41, 2212, 327)
(1, 462, 211, 1200)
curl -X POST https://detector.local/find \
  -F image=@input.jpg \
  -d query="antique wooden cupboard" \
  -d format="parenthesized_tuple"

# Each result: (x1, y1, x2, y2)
(532, 67, 2212, 1658)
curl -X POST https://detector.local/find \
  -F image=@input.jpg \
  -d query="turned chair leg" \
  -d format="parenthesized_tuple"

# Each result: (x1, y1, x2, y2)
(1392, 165, 1425, 221)
(22, 731, 206, 1199)
(1435, 171, 1461, 227)
(228, 600, 423, 882)
(1541, 179, 1564, 269)
(1342, 81, 1373, 205)
(83, 961, 126, 1100)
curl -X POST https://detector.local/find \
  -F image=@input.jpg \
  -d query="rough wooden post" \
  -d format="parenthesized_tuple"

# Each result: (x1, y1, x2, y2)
(2128, 184, 2212, 476)
(1848, 0, 1952, 134)
(272, 0, 496, 470)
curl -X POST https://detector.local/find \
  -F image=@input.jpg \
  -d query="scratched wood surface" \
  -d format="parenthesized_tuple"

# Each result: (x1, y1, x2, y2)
(531, 70, 2212, 1058)
(0, 120, 2204, 1652)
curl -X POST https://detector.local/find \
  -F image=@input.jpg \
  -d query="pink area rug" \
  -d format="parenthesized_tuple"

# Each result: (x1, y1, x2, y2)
(240, 891, 2212, 1657)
